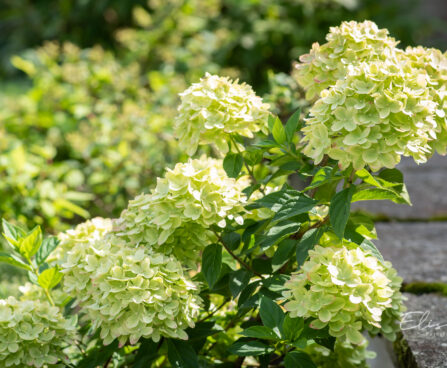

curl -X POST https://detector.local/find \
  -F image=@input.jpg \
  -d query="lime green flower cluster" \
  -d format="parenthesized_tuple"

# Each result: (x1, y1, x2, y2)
(295, 21, 447, 171)
(0, 296, 76, 367)
(403, 46, 447, 156)
(283, 244, 404, 346)
(306, 339, 375, 368)
(294, 21, 398, 100)
(61, 234, 202, 346)
(52, 217, 113, 263)
(174, 73, 270, 155)
(116, 156, 249, 267)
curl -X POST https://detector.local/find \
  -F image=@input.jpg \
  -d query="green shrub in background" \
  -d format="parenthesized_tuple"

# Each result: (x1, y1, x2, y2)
(0, 43, 181, 232)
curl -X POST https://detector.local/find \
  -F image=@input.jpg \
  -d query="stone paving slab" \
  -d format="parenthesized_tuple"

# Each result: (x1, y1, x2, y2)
(375, 222, 447, 284)
(395, 293, 447, 368)
(353, 155, 447, 220)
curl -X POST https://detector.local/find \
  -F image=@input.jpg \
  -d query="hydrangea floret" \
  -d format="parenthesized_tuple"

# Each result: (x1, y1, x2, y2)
(306, 339, 375, 368)
(116, 156, 249, 267)
(61, 233, 202, 346)
(174, 73, 270, 155)
(294, 21, 447, 171)
(283, 241, 405, 346)
(0, 296, 76, 368)
(52, 217, 113, 263)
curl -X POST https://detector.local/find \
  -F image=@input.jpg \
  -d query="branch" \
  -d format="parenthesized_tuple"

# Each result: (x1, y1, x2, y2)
(214, 231, 264, 279)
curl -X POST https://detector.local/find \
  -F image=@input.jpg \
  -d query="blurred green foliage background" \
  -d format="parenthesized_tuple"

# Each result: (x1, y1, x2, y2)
(0, 0, 445, 236)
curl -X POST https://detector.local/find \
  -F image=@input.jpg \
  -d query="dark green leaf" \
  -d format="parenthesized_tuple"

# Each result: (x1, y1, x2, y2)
(228, 340, 274, 356)
(296, 228, 324, 266)
(35, 237, 60, 265)
(247, 189, 316, 221)
(285, 109, 301, 142)
(282, 315, 304, 341)
(241, 326, 279, 340)
(259, 296, 284, 337)
(329, 186, 355, 239)
(202, 244, 222, 288)
(272, 238, 297, 272)
(134, 339, 158, 368)
(229, 269, 252, 298)
(186, 322, 223, 341)
(0, 252, 31, 271)
(305, 167, 341, 191)
(257, 221, 299, 251)
(223, 153, 244, 178)
(167, 339, 198, 368)
(284, 351, 316, 368)
(222, 232, 241, 251)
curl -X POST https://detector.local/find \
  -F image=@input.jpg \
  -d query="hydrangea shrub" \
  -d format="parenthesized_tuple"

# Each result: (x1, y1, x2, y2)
(1, 20, 445, 367)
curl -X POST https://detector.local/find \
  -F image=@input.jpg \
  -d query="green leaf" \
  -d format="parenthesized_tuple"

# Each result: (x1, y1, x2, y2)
(247, 189, 316, 221)
(229, 269, 252, 298)
(2, 219, 26, 248)
(257, 221, 300, 251)
(354, 169, 411, 205)
(19, 226, 42, 259)
(296, 228, 324, 266)
(272, 238, 297, 272)
(305, 167, 342, 191)
(284, 351, 316, 368)
(272, 117, 286, 145)
(35, 237, 60, 265)
(134, 339, 158, 368)
(167, 339, 198, 368)
(259, 296, 284, 337)
(241, 326, 279, 340)
(223, 152, 244, 178)
(222, 232, 241, 251)
(0, 252, 31, 271)
(329, 186, 355, 239)
(202, 244, 222, 288)
(282, 315, 304, 341)
(344, 227, 384, 262)
(285, 109, 301, 143)
(38, 267, 63, 290)
(228, 340, 274, 356)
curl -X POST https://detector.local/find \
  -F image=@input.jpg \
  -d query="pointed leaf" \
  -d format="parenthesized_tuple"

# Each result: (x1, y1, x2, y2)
(202, 244, 222, 288)
(329, 186, 355, 239)
(223, 152, 244, 178)
(38, 267, 63, 290)
(36, 237, 60, 265)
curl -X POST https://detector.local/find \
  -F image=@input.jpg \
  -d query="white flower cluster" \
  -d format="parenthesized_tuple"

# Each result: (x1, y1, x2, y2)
(116, 156, 249, 267)
(0, 297, 76, 368)
(294, 21, 447, 170)
(61, 234, 202, 346)
(175, 73, 270, 155)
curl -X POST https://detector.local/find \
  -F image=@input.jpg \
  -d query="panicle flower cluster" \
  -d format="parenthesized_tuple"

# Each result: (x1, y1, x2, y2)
(294, 21, 447, 171)
(61, 233, 202, 346)
(283, 242, 405, 346)
(174, 73, 270, 155)
(116, 156, 249, 267)
(52, 217, 113, 263)
(294, 21, 398, 100)
(0, 296, 76, 368)
(306, 339, 375, 368)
